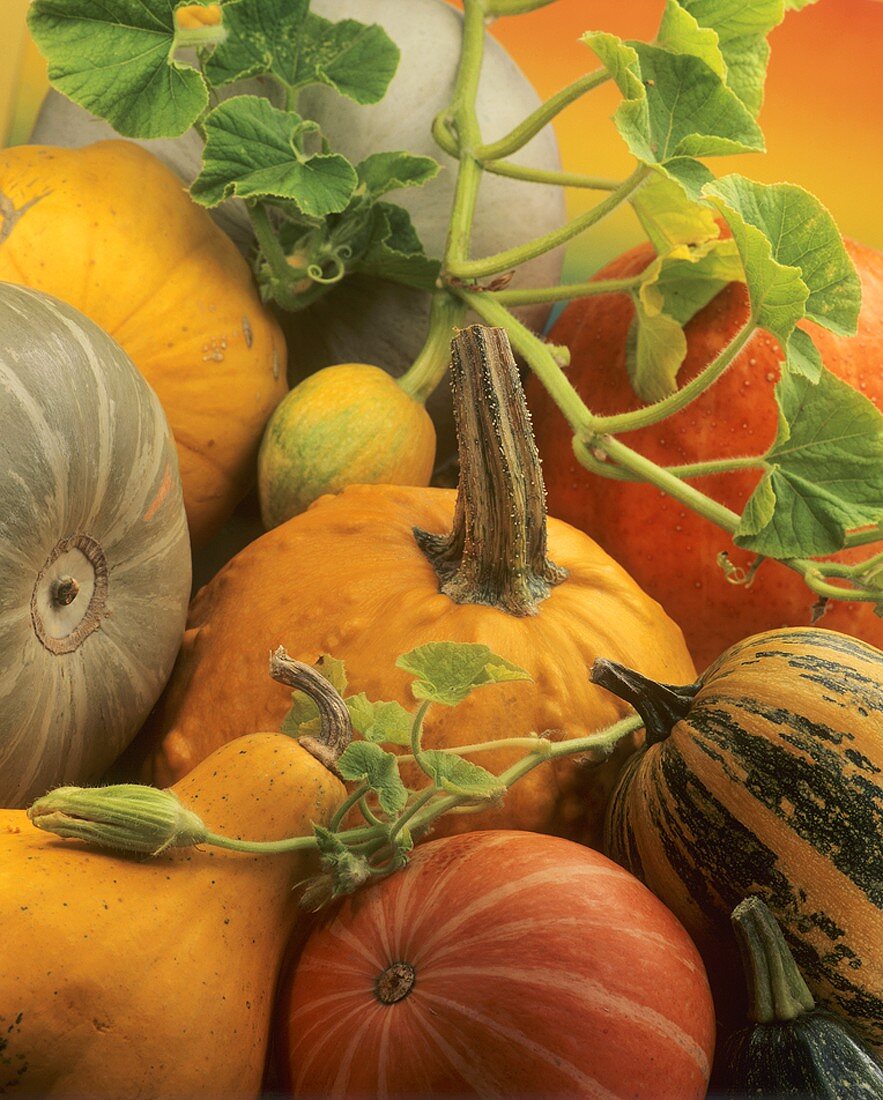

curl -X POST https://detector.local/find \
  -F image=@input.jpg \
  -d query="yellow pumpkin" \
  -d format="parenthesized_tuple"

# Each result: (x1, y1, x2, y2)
(0, 141, 287, 548)
(1, 678, 346, 1095)
(127, 328, 695, 846)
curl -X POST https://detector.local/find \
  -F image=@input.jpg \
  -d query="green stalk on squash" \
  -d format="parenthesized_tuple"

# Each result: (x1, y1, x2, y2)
(725, 896, 883, 1098)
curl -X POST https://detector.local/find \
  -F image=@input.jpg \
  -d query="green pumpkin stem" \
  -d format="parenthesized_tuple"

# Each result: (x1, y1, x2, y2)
(269, 646, 352, 774)
(731, 896, 816, 1024)
(590, 659, 699, 745)
(414, 325, 567, 616)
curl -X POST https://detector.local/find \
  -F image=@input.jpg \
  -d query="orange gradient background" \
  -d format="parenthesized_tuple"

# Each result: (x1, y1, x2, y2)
(2, 0, 882, 280)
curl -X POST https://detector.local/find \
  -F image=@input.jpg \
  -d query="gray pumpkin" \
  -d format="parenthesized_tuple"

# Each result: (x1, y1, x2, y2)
(0, 284, 191, 806)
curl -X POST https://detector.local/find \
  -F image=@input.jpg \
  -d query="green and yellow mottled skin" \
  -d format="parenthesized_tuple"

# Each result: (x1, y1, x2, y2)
(0, 734, 344, 1098)
(257, 363, 436, 528)
(604, 628, 883, 1054)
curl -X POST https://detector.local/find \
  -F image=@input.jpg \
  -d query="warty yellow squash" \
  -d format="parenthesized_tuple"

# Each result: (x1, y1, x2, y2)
(126, 327, 696, 847)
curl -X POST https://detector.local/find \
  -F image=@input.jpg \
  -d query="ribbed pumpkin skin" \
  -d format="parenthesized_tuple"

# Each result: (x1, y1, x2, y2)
(527, 239, 883, 671)
(281, 831, 715, 1099)
(0, 141, 287, 548)
(128, 483, 696, 846)
(0, 733, 345, 1098)
(604, 628, 883, 1053)
(0, 284, 190, 807)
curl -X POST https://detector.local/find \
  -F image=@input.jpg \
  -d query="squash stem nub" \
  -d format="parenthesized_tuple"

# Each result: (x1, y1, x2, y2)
(591, 658, 698, 745)
(269, 647, 352, 775)
(414, 324, 567, 616)
(731, 896, 815, 1024)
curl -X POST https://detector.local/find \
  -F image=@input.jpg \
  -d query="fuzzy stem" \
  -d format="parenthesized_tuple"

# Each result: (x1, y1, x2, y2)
(397, 292, 467, 403)
(476, 70, 611, 161)
(590, 659, 699, 746)
(414, 325, 567, 616)
(441, 0, 488, 268)
(445, 167, 649, 280)
(480, 161, 621, 190)
(731, 897, 815, 1024)
(591, 321, 759, 435)
(845, 524, 883, 549)
(490, 274, 642, 307)
(485, 0, 560, 14)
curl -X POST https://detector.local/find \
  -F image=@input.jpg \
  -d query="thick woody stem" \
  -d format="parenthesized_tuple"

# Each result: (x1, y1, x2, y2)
(269, 647, 352, 774)
(414, 325, 566, 616)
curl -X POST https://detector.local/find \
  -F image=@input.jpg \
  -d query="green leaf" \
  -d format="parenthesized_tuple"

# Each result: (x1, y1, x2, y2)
(679, 0, 785, 116)
(703, 175, 861, 340)
(644, 239, 743, 325)
(357, 153, 442, 200)
(396, 642, 531, 708)
(784, 328, 823, 383)
(293, 14, 399, 104)
(351, 202, 441, 291)
(663, 157, 716, 201)
(204, 0, 308, 86)
(627, 300, 687, 403)
(280, 654, 347, 737)
(27, 0, 210, 138)
(630, 42, 765, 160)
(630, 169, 721, 253)
(784, 0, 820, 9)
(191, 96, 358, 216)
(585, 33, 764, 166)
(657, 0, 727, 80)
(582, 32, 644, 102)
(419, 751, 506, 801)
(735, 368, 883, 557)
(336, 742, 408, 818)
(627, 238, 743, 401)
(345, 695, 413, 747)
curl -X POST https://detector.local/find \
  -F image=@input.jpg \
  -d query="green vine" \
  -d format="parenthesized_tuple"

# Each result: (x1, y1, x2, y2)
(28, 642, 642, 901)
(25, 0, 883, 608)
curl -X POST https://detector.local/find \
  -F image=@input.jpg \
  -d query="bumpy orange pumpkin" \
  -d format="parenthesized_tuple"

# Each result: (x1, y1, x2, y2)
(0, 141, 287, 548)
(126, 327, 695, 847)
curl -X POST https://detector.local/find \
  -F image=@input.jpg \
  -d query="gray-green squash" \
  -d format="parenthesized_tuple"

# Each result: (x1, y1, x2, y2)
(0, 284, 191, 807)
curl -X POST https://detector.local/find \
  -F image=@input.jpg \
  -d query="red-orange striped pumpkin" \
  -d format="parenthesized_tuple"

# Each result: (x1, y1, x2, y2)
(277, 831, 715, 1098)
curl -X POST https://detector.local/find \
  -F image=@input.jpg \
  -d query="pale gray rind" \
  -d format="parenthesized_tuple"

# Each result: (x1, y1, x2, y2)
(0, 284, 191, 806)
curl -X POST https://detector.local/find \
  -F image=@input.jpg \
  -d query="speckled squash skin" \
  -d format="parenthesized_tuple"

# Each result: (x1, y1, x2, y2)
(0, 733, 345, 1098)
(527, 239, 883, 671)
(604, 628, 883, 1055)
(125, 483, 696, 848)
(0, 141, 288, 549)
(0, 285, 190, 808)
(258, 364, 436, 527)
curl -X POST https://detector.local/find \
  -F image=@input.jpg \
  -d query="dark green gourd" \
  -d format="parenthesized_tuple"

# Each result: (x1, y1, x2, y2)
(726, 897, 883, 1098)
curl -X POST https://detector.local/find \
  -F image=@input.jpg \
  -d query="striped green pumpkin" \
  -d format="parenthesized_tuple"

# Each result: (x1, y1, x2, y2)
(595, 628, 883, 1054)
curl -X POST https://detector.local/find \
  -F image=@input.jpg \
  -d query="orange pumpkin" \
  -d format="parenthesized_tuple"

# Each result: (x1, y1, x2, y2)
(0, 141, 287, 548)
(527, 238, 883, 670)
(125, 327, 695, 847)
